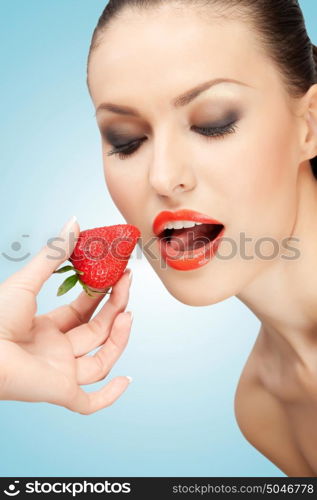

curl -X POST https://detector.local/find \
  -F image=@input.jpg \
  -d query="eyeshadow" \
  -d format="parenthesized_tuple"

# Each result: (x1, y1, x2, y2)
(102, 129, 135, 146)
(101, 108, 243, 145)
(207, 110, 241, 127)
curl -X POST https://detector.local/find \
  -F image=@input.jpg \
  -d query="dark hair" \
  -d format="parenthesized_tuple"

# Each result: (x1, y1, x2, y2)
(87, 0, 317, 177)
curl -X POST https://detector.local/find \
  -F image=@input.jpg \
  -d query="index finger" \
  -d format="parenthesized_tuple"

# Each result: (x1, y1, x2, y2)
(3, 216, 79, 296)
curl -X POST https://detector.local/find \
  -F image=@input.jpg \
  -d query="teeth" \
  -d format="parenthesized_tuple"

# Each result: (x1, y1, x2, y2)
(173, 221, 186, 230)
(183, 221, 197, 228)
(163, 220, 203, 231)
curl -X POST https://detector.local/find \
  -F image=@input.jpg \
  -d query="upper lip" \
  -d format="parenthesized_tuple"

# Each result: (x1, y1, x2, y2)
(152, 209, 224, 237)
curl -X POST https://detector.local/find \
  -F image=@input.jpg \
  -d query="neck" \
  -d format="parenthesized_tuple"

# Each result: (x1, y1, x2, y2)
(236, 161, 317, 361)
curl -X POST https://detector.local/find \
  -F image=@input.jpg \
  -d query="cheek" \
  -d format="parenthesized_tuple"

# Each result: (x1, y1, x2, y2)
(213, 112, 298, 240)
(104, 164, 132, 217)
(103, 157, 147, 225)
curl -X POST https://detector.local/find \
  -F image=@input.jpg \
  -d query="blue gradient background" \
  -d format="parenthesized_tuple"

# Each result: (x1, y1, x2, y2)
(0, 0, 316, 477)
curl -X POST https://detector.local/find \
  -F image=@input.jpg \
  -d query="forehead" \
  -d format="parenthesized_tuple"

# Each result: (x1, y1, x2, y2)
(88, 6, 286, 108)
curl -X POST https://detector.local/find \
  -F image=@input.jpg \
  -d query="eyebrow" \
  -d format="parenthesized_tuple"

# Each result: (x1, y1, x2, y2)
(95, 77, 253, 117)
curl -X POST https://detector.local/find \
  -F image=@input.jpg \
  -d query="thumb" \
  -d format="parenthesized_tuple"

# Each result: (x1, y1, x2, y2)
(4, 216, 80, 296)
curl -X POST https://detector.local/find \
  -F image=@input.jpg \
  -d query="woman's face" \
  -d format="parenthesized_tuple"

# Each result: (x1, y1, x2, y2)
(88, 5, 305, 306)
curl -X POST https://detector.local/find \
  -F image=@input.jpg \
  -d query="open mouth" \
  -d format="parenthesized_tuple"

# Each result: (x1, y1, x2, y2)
(159, 223, 225, 252)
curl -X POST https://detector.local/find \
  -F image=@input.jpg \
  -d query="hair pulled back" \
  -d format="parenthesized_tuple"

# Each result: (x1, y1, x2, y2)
(87, 0, 317, 177)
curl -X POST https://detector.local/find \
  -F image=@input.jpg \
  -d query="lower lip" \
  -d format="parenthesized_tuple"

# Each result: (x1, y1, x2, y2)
(158, 227, 225, 271)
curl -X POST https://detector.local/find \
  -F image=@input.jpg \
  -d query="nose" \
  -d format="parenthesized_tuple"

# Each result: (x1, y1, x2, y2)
(148, 134, 197, 198)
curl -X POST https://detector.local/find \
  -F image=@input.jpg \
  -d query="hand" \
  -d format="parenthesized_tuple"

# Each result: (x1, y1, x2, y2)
(0, 216, 134, 415)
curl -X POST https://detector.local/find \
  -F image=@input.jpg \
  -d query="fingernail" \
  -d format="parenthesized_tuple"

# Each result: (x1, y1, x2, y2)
(126, 376, 133, 384)
(59, 216, 77, 238)
(126, 310, 134, 323)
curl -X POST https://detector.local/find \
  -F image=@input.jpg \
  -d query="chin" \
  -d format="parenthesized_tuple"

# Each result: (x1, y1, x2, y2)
(160, 277, 234, 307)
(147, 252, 255, 306)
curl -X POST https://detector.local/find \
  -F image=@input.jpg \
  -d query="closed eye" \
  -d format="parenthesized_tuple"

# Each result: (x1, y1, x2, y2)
(106, 121, 239, 160)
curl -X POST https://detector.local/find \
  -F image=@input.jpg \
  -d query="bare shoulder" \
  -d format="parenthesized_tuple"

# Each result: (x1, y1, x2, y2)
(234, 343, 314, 477)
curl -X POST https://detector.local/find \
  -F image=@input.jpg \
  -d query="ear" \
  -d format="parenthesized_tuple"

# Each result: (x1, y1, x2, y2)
(298, 83, 317, 163)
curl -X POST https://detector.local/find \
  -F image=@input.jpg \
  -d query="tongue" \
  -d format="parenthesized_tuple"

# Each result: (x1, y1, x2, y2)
(169, 223, 219, 251)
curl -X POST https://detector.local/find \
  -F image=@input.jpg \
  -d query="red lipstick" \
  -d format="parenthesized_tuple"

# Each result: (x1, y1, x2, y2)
(152, 209, 225, 271)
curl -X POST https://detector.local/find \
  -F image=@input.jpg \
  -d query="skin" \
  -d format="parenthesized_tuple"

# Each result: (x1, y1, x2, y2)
(0, 217, 134, 415)
(87, 4, 317, 474)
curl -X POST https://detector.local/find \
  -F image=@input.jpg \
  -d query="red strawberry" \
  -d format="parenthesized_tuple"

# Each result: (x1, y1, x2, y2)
(53, 224, 141, 297)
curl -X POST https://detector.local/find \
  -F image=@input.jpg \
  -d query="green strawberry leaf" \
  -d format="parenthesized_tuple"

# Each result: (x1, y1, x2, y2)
(53, 265, 75, 274)
(57, 274, 79, 296)
(78, 278, 93, 297)
(53, 265, 84, 275)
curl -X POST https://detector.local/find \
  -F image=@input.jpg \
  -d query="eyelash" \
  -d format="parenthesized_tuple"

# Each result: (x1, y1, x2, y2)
(106, 122, 239, 160)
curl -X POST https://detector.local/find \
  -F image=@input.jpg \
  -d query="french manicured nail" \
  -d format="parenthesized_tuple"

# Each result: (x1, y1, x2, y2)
(126, 376, 133, 384)
(59, 216, 77, 237)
